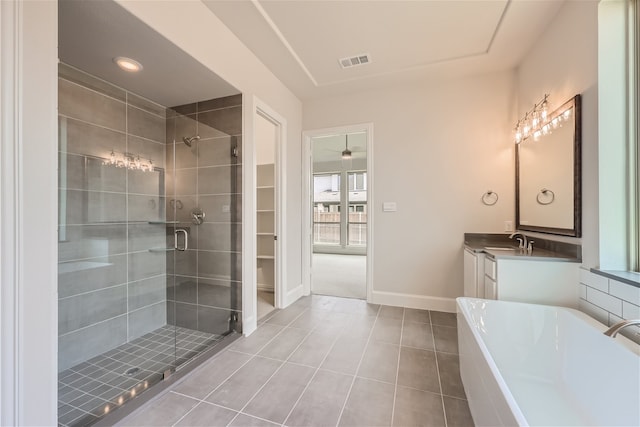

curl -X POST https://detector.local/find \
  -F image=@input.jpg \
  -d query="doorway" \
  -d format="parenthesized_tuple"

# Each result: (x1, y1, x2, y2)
(255, 111, 278, 320)
(303, 125, 373, 301)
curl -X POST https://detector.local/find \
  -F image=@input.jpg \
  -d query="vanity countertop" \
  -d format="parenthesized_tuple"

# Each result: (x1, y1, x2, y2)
(464, 233, 581, 263)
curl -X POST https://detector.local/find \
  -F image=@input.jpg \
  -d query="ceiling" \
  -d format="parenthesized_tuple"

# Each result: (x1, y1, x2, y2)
(58, 0, 566, 106)
(58, 0, 239, 108)
(204, 0, 566, 100)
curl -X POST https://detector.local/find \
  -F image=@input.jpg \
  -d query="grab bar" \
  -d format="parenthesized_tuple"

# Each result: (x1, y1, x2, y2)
(174, 228, 188, 251)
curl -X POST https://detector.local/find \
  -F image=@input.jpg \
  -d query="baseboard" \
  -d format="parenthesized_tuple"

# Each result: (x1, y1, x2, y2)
(371, 290, 456, 313)
(283, 283, 305, 308)
(257, 283, 274, 292)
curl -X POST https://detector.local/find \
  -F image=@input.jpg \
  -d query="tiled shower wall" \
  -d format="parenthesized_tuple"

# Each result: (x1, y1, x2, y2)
(579, 268, 640, 344)
(58, 64, 168, 371)
(165, 96, 243, 335)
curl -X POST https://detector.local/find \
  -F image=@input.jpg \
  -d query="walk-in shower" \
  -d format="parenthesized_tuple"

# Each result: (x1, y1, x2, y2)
(57, 62, 243, 426)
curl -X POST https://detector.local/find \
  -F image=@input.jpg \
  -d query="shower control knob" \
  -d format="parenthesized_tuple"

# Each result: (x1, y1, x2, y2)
(191, 208, 205, 225)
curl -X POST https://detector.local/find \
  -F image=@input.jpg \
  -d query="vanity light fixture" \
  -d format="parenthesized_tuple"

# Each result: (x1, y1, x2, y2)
(113, 56, 143, 72)
(514, 94, 572, 144)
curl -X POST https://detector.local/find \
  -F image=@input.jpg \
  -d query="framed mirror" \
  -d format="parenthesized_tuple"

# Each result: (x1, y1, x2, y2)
(516, 95, 582, 237)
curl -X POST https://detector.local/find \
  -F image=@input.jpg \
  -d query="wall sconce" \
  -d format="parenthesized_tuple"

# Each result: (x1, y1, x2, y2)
(513, 94, 573, 144)
(103, 150, 154, 172)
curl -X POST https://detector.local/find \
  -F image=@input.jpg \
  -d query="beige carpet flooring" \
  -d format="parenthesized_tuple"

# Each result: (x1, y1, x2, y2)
(312, 253, 366, 299)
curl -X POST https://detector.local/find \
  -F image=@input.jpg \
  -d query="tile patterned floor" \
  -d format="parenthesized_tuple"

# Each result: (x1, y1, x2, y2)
(58, 326, 224, 427)
(120, 295, 474, 427)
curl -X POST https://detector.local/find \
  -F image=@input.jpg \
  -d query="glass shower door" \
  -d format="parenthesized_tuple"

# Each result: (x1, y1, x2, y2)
(165, 104, 240, 373)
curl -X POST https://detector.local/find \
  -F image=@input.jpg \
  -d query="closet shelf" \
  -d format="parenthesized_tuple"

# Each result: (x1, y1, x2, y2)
(257, 255, 275, 260)
(257, 232, 274, 236)
(257, 209, 275, 213)
(257, 185, 275, 190)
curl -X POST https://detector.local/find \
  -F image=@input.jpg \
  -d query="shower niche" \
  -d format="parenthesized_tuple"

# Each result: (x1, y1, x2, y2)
(57, 53, 242, 427)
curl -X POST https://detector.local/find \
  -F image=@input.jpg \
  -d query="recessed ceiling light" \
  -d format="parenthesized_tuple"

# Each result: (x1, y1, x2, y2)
(113, 56, 143, 72)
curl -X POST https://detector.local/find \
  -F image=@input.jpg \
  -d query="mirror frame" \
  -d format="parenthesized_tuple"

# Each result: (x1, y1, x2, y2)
(516, 94, 582, 237)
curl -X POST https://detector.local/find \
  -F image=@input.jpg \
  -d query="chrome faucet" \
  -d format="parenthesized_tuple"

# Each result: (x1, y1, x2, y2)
(604, 319, 640, 337)
(509, 232, 527, 250)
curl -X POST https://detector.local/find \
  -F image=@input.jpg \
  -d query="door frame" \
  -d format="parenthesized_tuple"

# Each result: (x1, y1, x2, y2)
(302, 123, 374, 302)
(242, 95, 287, 335)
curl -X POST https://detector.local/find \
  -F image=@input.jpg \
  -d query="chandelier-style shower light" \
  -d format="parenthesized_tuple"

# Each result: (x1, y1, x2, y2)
(103, 150, 154, 172)
(514, 94, 572, 144)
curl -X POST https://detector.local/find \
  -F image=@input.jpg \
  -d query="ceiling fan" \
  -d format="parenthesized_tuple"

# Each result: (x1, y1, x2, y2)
(317, 134, 365, 159)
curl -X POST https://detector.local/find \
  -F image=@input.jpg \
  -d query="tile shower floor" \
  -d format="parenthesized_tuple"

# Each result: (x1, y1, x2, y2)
(121, 295, 474, 427)
(58, 325, 225, 427)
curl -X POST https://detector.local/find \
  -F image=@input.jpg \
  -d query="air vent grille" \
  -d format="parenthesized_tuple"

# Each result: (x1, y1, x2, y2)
(339, 53, 371, 69)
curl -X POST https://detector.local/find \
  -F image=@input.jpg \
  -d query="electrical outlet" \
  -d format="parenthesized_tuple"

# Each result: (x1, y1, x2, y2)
(504, 220, 513, 232)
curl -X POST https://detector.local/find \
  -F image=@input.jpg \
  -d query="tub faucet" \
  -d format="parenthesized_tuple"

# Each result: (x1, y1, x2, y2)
(509, 232, 527, 250)
(604, 319, 640, 337)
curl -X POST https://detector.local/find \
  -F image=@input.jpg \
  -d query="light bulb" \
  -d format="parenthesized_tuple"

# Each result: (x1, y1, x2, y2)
(523, 124, 530, 136)
(563, 109, 572, 120)
(533, 130, 541, 141)
(541, 99, 549, 121)
(552, 118, 559, 129)
(542, 124, 550, 135)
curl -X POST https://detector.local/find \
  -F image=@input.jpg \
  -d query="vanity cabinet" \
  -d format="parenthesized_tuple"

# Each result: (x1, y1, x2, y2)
(483, 256, 579, 308)
(463, 248, 485, 298)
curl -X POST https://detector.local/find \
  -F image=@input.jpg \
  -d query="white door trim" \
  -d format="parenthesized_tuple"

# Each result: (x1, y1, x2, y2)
(302, 123, 374, 302)
(242, 95, 287, 335)
(1, 1, 58, 424)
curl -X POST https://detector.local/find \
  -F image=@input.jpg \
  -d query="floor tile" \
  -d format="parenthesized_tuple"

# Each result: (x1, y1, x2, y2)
(174, 401, 237, 426)
(258, 327, 308, 361)
(229, 413, 280, 426)
(285, 369, 353, 427)
(357, 341, 399, 384)
(392, 385, 445, 427)
(443, 396, 474, 427)
(379, 305, 404, 319)
(338, 314, 376, 341)
(122, 392, 198, 426)
(229, 324, 283, 355)
(397, 346, 440, 393)
(243, 363, 315, 423)
(338, 377, 395, 427)
(206, 357, 282, 410)
(433, 325, 458, 354)
(401, 321, 435, 350)
(370, 317, 402, 344)
(265, 306, 306, 326)
(288, 330, 336, 367)
(404, 308, 431, 324)
(430, 311, 457, 327)
(320, 336, 368, 375)
(173, 350, 252, 399)
(436, 352, 466, 399)
(332, 298, 379, 316)
(288, 309, 330, 331)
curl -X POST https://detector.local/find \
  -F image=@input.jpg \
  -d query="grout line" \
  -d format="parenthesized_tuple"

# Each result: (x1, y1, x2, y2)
(334, 304, 382, 427)
(172, 307, 309, 426)
(430, 311, 448, 427)
(281, 321, 344, 425)
(390, 308, 405, 425)
(226, 308, 316, 426)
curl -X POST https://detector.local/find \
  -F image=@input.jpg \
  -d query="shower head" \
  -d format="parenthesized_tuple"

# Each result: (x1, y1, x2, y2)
(182, 135, 200, 147)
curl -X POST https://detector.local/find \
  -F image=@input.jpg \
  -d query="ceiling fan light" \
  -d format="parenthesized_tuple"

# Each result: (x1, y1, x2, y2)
(341, 148, 352, 159)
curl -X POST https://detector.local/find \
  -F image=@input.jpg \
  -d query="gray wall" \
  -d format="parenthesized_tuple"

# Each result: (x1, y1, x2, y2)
(58, 63, 168, 371)
(165, 95, 243, 335)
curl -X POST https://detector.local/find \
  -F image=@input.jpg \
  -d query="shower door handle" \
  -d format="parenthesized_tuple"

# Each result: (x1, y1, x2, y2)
(174, 229, 188, 251)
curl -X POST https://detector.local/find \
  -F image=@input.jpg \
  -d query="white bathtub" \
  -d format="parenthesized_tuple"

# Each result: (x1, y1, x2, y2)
(457, 297, 640, 427)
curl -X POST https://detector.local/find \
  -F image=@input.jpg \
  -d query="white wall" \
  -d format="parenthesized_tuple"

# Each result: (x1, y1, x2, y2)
(304, 71, 515, 308)
(256, 113, 276, 166)
(116, 1, 303, 330)
(515, 1, 599, 267)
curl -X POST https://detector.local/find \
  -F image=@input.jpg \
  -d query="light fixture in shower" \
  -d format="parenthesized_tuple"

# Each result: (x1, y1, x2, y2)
(103, 150, 154, 172)
(113, 56, 143, 72)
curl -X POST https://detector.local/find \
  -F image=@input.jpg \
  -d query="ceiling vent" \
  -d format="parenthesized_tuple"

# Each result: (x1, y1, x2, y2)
(339, 54, 371, 69)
